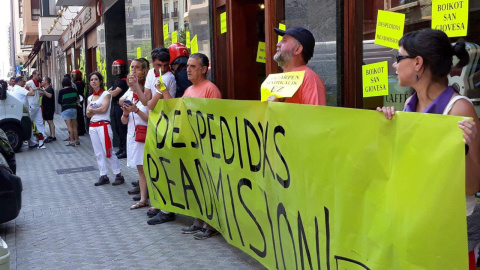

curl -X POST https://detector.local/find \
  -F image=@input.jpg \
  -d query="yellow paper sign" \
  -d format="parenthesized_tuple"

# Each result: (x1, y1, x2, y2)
(136, 47, 141, 59)
(256, 42, 266, 63)
(163, 24, 169, 41)
(157, 74, 166, 91)
(186, 31, 191, 48)
(220, 12, 227, 34)
(278, 23, 286, 43)
(260, 71, 305, 101)
(374, 10, 405, 49)
(145, 98, 467, 270)
(432, 0, 468, 37)
(172, 31, 178, 43)
(191, 35, 198, 54)
(362, 61, 389, 97)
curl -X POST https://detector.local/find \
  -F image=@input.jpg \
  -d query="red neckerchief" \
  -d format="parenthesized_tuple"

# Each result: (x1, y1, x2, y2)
(154, 69, 159, 77)
(32, 79, 40, 87)
(93, 89, 104, 96)
(133, 93, 139, 101)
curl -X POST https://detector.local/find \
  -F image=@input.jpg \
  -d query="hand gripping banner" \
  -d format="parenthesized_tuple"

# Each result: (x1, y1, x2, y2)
(144, 98, 467, 270)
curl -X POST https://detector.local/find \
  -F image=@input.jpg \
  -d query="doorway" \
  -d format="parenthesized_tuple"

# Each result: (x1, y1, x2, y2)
(213, 0, 266, 100)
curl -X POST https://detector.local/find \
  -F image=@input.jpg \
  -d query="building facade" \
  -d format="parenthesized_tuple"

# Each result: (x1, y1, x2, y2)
(11, 0, 480, 112)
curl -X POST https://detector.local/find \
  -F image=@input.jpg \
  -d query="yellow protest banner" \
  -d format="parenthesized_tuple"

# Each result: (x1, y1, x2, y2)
(136, 47, 142, 59)
(260, 71, 305, 101)
(432, 0, 468, 37)
(374, 10, 405, 49)
(220, 12, 227, 34)
(256, 42, 266, 63)
(362, 61, 389, 97)
(163, 24, 169, 41)
(186, 31, 191, 48)
(191, 35, 199, 54)
(145, 98, 467, 270)
(172, 31, 178, 44)
(278, 23, 286, 43)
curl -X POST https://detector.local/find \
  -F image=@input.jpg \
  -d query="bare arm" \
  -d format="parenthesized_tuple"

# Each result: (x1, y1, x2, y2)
(89, 94, 111, 115)
(450, 99, 480, 195)
(110, 87, 123, 97)
(86, 99, 93, 118)
(42, 89, 53, 98)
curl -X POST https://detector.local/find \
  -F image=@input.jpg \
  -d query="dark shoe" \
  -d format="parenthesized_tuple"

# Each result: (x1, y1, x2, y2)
(75, 141, 81, 146)
(132, 194, 141, 201)
(63, 138, 70, 141)
(181, 225, 203, 234)
(147, 212, 175, 225)
(94, 176, 110, 186)
(51, 137, 57, 141)
(28, 144, 38, 148)
(116, 151, 127, 159)
(115, 149, 124, 156)
(112, 175, 125, 186)
(65, 142, 75, 147)
(128, 186, 140, 195)
(193, 229, 219, 240)
(147, 208, 160, 218)
(131, 180, 139, 187)
(44, 137, 53, 143)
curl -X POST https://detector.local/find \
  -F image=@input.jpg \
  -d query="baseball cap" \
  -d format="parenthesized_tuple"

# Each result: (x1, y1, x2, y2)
(274, 26, 315, 62)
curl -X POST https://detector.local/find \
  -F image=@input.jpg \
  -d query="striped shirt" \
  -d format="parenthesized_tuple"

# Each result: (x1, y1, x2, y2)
(58, 87, 78, 112)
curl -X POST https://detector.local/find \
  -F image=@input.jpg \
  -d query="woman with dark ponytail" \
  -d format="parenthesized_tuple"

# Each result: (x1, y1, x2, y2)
(378, 29, 480, 268)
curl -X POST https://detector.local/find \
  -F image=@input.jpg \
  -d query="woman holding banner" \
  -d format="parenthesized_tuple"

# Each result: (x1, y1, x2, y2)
(120, 58, 150, 210)
(377, 29, 480, 269)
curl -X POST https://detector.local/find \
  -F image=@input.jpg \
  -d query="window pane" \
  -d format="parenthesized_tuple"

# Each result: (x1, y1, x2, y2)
(125, 0, 152, 60)
(363, 0, 480, 115)
(162, 0, 212, 60)
(284, 0, 339, 106)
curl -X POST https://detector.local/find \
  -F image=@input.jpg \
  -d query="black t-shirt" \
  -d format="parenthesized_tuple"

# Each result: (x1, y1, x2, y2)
(41, 86, 55, 112)
(175, 68, 192, 98)
(111, 78, 129, 103)
(74, 81, 86, 98)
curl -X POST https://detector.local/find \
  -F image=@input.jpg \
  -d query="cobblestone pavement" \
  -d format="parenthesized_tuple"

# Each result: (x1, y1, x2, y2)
(0, 115, 265, 270)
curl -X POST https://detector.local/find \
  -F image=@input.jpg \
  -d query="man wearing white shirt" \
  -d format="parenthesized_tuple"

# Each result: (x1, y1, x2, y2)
(145, 48, 177, 111)
(7, 77, 15, 91)
(11, 76, 39, 148)
(25, 71, 47, 149)
(11, 77, 34, 107)
(141, 48, 176, 107)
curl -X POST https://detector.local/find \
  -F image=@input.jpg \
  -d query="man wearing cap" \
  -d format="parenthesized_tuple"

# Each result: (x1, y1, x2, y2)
(269, 27, 326, 105)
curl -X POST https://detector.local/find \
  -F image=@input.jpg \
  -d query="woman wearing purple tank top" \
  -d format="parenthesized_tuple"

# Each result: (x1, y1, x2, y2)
(377, 29, 480, 267)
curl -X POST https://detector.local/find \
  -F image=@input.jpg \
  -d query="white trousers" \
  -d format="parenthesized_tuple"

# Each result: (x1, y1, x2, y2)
(28, 106, 46, 146)
(90, 124, 121, 176)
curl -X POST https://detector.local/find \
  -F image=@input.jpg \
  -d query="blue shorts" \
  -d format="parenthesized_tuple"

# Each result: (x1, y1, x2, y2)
(61, 108, 77, 120)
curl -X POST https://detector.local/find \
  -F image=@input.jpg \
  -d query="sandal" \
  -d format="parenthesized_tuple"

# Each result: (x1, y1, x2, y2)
(130, 201, 149, 210)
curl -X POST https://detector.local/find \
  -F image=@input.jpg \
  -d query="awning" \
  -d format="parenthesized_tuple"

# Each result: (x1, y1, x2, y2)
(23, 40, 44, 67)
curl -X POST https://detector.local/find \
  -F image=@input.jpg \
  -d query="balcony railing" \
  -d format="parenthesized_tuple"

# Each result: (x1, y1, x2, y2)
(164, 12, 170, 19)
(171, 11, 178, 18)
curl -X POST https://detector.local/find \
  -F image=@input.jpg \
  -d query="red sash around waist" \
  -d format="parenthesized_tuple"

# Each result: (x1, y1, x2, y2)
(89, 121, 112, 158)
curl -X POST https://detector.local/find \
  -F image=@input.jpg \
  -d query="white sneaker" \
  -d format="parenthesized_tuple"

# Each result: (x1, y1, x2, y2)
(38, 141, 46, 149)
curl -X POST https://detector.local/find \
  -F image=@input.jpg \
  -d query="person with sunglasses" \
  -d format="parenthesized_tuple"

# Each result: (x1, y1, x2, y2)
(377, 29, 480, 269)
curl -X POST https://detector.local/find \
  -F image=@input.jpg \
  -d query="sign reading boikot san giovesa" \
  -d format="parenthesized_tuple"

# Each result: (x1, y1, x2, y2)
(144, 98, 467, 270)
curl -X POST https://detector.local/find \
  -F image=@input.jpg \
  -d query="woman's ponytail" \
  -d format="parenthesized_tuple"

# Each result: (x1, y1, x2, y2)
(453, 39, 470, 68)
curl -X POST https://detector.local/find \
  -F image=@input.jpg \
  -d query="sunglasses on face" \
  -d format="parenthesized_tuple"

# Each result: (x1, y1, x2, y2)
(396, 54, 415, 63)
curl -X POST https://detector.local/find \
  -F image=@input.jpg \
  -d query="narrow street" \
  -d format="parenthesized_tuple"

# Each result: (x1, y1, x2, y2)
(0, 115, 265, 270)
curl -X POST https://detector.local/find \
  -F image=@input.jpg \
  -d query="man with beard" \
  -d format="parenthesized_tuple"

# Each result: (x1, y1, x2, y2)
(269, 27, 326, 105)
